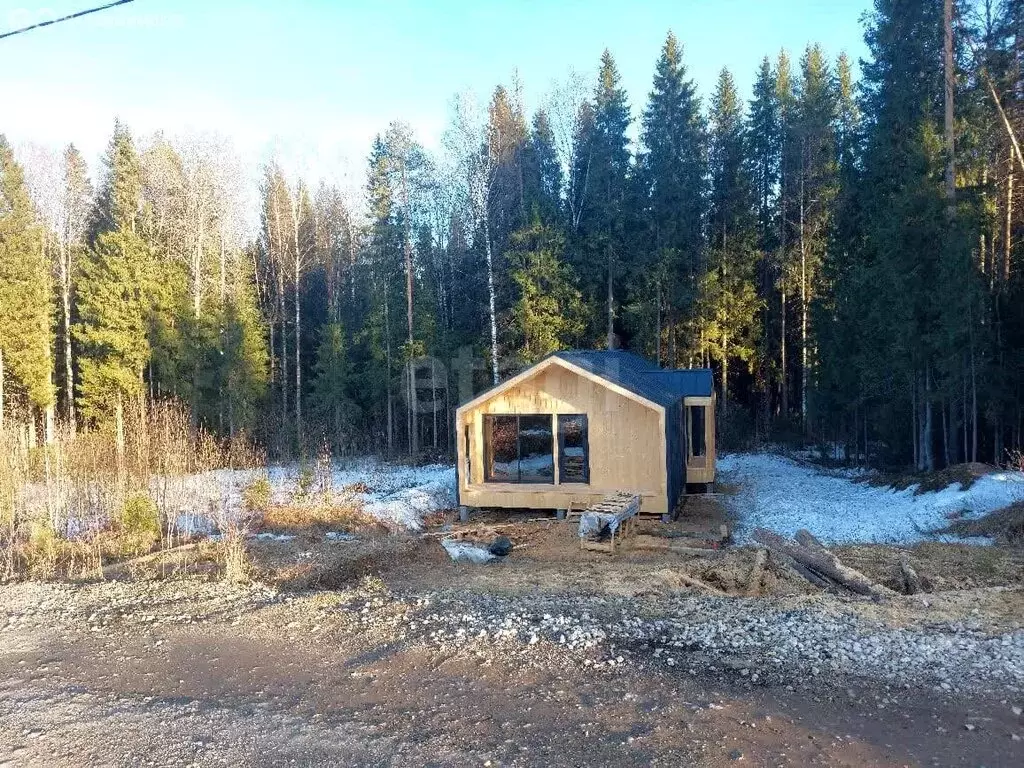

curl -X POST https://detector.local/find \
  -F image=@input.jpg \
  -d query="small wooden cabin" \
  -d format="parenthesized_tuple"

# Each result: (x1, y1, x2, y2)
(456, 350, 716, 517)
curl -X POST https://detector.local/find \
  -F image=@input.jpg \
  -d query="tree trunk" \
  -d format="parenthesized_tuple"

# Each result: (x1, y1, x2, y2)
(943, 0, 956, 217)
(59, 242, 75, 431)
(924, 365, 934, 472)
(405, 238, 417, 457)
(483, 221, 499, 386)
(606, 244, 615, 350)
(780, 288, 788, 417)
(115, 391, 125, 478)
(1007, 145, 1014, 285)
(384, 291, 394, 457)
(800, 143, 809, 426)
(655, 284, 662, 367)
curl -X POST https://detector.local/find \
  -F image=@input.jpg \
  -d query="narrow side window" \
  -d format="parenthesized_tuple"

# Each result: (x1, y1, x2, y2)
(558, 414, 589, 484)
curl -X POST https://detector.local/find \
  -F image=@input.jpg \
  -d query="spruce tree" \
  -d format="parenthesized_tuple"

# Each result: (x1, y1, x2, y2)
(522, 109, 563, 222)
(638, 31, 706, 365)
(702, 69, 761, 410)
(0, 136, 53, 433)
(76, 124, 151, 446)
(574, 50, 631, 348)
(506, 209, 586, 364)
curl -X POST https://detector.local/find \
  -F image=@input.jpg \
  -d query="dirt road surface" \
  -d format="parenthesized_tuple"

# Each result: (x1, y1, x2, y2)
(1, 563, 1023, 767)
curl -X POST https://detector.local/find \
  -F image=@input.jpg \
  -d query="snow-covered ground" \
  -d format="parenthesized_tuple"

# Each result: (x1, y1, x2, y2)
(158, 459, 457, 534)
(719, 453, 1024, 545)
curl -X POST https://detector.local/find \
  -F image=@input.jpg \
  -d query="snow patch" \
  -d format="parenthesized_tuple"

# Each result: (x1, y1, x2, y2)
(719, 453, 1024, 545)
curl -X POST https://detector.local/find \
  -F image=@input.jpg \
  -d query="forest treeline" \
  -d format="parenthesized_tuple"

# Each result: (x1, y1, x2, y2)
(1, 0, 1023, 469)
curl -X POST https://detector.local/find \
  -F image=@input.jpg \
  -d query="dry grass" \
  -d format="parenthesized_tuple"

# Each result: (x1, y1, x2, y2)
(941, 502, 1024, 545)
(867, 462, 992, 495)
(258, 500, 385, 535)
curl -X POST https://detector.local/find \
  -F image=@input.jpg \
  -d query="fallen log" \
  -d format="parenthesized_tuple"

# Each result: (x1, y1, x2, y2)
(795, 529, 827, 551)
(752, 528, 896, 598)
(899, 552, 922, 595)
(745, 548, 768, 596)
(767, 549, 841, 592)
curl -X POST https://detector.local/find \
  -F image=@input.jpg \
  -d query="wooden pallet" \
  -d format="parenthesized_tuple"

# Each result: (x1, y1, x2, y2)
(579, 493, 641, 553)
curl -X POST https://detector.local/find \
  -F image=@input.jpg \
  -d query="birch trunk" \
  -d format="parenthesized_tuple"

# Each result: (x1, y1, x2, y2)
(483, 221, 499, 386)
(58, 241, 75, 430)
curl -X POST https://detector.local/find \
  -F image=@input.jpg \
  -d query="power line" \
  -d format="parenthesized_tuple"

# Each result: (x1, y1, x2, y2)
(0, 0, 137, 41)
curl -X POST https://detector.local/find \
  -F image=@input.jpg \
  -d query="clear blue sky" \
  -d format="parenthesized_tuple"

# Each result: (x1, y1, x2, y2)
(1, 0, 872, 191)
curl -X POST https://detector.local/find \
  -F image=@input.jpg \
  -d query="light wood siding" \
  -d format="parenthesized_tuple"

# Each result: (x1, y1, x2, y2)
(457, 364, 669, 513)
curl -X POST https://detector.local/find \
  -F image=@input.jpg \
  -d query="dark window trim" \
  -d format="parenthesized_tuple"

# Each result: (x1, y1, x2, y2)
(557, 413, 590, 485)
(483, 413, 555, 484)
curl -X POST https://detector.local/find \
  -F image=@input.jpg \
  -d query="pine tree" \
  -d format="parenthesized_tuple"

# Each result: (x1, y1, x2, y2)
(775, 50, 799, 417)
(856, 0, 949, 468)
(93, 120, 141, 238)
(77, 124, 151, 452)
(221, 253, 269, 439)
(57, 144, 92, 430)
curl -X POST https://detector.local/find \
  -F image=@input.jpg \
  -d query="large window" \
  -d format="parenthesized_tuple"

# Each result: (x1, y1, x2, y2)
(484, 414, 554, 483)
(558, 414, 589, 483)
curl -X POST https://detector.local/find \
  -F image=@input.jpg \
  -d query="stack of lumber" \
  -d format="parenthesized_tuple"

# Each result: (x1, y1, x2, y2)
(579, 492, 641, 553)
(752, 528, 896, 599)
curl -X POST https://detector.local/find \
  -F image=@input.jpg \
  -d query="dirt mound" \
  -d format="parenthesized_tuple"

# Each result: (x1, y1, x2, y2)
(868, 462, 993, 495)
(942, 502, 1024, 544)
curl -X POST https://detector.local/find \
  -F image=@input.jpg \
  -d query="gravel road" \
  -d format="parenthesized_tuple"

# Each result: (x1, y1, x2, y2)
(2, 577, 1024, 766)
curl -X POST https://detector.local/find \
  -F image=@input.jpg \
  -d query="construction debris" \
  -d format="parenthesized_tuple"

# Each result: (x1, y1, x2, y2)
(579, 493, 641, 553)
(441, 538, 499, 564)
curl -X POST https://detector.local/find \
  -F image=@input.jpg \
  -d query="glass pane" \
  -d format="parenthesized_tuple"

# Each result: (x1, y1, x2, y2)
(690, 406, 706, 457)
(485, 415, 519, 482)
(517, 415, 554, 482)
(559, 414, 589, 483)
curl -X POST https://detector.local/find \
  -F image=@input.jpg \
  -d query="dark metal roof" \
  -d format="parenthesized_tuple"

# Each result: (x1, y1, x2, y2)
(645, 368, 715, 398)
(552, 350, 714, 406)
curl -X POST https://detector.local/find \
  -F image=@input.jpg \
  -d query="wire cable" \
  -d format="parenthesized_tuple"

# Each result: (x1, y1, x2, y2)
(0, 0, 137, 41)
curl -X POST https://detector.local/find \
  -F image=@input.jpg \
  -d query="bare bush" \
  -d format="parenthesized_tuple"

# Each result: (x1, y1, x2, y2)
(0, 397, 266, 581)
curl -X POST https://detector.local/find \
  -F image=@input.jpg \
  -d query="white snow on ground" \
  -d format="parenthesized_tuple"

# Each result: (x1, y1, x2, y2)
(169, 459, 456, 533)
(719, 453, 1024, 545)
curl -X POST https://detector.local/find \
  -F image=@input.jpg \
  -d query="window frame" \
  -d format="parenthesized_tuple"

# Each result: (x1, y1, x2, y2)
(557, 413, 590, 485)
(482, 413, 556, 484)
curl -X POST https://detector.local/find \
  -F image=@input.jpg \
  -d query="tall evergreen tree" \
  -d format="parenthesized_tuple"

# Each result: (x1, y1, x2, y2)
(0, 136, 53, 436)
(702, 69, 761, 410)
(638, 31, 706, 365)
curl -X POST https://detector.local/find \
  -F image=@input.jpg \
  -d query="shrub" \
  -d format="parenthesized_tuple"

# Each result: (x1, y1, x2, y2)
(120, 493, 161, 554)
(243, 477, 273, 514)
(296, 465, 315, 499)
